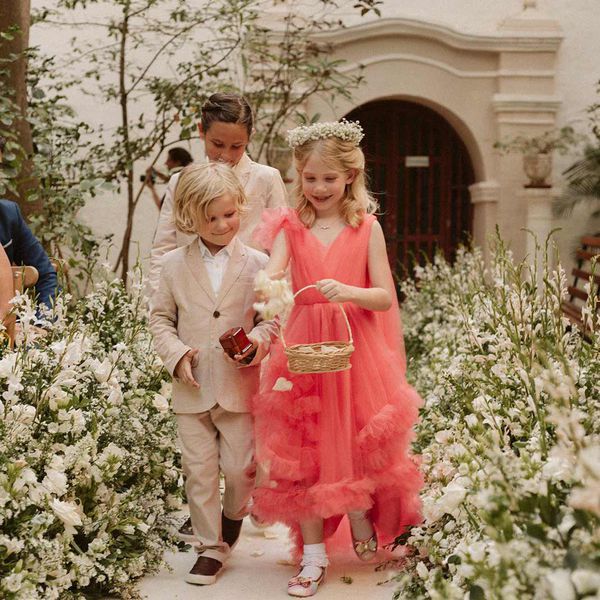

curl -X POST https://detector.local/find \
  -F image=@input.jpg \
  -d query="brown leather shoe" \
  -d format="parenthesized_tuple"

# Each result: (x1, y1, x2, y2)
(184, 555, 223, 585)
(221, 512, 243, 550)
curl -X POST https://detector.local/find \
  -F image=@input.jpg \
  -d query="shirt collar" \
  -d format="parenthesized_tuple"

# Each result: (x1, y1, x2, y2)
(233, 153, 252, 178)
(198, 237, 235, 259)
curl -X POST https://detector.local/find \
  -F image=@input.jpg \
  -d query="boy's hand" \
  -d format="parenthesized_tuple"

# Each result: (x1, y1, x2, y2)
(222, 336, 265, 368)
(174, 349, 200, 388)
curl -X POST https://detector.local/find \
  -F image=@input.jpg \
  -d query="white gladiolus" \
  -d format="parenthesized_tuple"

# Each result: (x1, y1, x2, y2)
(416, 561, 429, 580)
(42, 469, 69, 497)
(571, 569, 600, 595)
(152, 393, 169, 412)
(50, 499, 83, 535)
(546, 570, 576, 600)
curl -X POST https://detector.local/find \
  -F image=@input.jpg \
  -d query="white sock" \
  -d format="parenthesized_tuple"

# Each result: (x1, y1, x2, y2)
(298, 543, 328, 580)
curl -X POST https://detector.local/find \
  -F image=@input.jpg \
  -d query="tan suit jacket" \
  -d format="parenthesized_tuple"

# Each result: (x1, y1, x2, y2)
(149, 236, 276, 414)
(147, 153, 288, 294)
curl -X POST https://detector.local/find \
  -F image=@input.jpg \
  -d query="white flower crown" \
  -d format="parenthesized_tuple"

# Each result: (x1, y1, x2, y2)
(286, 119, 364, 148)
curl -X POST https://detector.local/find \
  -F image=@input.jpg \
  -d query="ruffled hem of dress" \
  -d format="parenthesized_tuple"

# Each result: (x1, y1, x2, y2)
(252, 206, 305, 251)
(253, 478, 376, 524)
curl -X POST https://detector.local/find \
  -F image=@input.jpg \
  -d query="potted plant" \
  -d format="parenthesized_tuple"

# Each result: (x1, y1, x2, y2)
(494, 126, 583, 188)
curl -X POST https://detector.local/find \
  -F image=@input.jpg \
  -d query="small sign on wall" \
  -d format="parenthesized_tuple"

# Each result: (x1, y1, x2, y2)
(405, 156, 430, 168)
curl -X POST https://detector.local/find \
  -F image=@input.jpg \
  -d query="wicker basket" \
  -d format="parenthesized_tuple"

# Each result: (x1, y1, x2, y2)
(282, 284, 354, 374)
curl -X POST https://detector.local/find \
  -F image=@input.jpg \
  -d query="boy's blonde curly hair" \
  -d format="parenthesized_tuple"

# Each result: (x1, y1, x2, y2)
(174, 162, 247, 234)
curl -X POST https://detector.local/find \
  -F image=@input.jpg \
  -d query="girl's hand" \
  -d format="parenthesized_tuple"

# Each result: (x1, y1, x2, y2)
(316, 279, 355, 303)
(174, 349, 200, 388)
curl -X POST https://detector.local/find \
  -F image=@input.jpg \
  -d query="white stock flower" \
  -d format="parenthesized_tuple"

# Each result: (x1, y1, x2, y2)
(42, 469, 69, 497)
(10, 404, 36, 424)
(91, 359, 112, 383)
(438, 479, 468, 517)
(416, 561, 429, 580)
(0, 353, 17, 379)
(464, 414, 478, 428)
(51, 499, 83, 535)
(434, 430, 452, 444)
(107, 387, 123, 406)
(571, 569, 600, 595)
(152, 393, 169, 412)
(545, 569, 576, 600)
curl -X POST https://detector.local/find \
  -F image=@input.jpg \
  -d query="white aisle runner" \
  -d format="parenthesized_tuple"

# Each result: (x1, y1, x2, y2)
(137, 518, 400, 600)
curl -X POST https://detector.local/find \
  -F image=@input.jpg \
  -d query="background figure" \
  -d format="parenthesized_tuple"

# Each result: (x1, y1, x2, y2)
(144, 147, 193, 210)
(147, 92, 288, 295)
(0, 199, 58, 309)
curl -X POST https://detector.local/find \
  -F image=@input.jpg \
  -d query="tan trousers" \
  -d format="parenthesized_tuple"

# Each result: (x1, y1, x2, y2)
(176, 406, 255, 563)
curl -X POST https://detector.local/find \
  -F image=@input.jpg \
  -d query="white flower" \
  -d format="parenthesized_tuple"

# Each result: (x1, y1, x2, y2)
(152, 393, 169, 412)
(0, 535, 24, 556)
(578, 445, 600, 480)
(0, 353, 17, 378)
(571, 569, 600, 595)
(107, 387, 123, 406)
(464, 414, 478, 428)
(10, 404, 36, 424)
(272, 377, 294, 392)
(50, 499, 83, 535)
(416, 561, 429, 579)
(91, 358, 112, 383)
(434, 429, 452, 444)
(545, 569, 576, 600)
(42, 469, 69, 497)
(287, 119, 364, 148)
(438, 480, 467, 516)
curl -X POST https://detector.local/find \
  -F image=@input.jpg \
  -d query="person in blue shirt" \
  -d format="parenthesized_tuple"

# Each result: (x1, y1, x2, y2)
(0, 198, 58, 309)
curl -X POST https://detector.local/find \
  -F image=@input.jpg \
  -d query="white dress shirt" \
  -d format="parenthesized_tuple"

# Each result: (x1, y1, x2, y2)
(198, 238, 233, 295)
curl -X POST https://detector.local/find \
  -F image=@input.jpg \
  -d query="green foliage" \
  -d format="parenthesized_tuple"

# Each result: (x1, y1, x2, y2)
(0, 272, 181, 598)
(396, 241, 600, 599)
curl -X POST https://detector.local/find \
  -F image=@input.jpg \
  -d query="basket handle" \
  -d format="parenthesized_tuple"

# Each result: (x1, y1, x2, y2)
(279, 284, 354, 349)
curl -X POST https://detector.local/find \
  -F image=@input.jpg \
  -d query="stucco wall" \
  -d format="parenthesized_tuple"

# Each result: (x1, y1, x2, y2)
(29, 0, 600, 274)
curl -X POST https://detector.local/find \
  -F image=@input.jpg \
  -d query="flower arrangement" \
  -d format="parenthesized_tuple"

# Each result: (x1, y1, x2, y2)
(286, 119, 364, 148)
(396, 240, 600, 599)
(0, 269, 181, 599)
(253, 269, 294, 320)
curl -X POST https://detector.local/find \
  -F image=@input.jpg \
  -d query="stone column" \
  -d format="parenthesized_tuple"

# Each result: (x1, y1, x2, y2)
(520, 186, 555, 287)
(470, 181, 500, 265)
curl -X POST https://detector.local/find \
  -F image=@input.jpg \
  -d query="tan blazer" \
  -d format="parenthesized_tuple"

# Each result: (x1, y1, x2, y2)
(147, 153, 288, 294)
(149, 237, 276, 414)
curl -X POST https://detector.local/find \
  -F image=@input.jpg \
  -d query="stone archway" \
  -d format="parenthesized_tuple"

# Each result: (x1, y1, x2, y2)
(346, 99, 475, 276)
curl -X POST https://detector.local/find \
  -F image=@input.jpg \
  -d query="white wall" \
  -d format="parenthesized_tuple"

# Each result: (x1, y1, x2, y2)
(29, 0, 600, 273)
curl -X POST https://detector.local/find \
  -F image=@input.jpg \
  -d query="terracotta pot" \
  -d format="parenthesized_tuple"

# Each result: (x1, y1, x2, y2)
(523, 153, 552, 188)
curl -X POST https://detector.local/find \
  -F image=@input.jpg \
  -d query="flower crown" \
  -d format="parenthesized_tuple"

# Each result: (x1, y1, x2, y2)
(286, 119, 364, 148)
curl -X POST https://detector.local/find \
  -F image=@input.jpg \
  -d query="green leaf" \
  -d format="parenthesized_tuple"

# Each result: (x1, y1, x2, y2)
(469, 585, 485, 600)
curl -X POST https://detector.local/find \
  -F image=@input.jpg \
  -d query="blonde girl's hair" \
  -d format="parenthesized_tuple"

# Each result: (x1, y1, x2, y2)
(174, 162, 248, 235)
(292, 138, 378, 228)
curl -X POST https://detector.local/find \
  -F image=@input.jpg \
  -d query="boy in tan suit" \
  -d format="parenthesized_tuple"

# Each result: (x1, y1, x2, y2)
(150, 162, 276, 585)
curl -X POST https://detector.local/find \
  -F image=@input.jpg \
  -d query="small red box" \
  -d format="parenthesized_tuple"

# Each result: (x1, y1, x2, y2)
(219, 327, 256, 365)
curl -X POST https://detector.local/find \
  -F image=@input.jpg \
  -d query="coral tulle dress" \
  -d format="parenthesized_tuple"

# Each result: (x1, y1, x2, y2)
(251, 207, 423, 555)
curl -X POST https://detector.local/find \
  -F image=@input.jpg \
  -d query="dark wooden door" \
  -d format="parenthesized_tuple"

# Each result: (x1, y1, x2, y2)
(346, 100, 475, 277)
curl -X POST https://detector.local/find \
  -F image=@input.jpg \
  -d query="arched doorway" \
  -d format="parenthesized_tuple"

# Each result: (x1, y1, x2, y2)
(346, 100, 475, 277)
